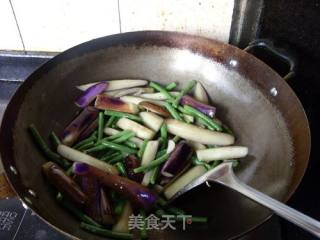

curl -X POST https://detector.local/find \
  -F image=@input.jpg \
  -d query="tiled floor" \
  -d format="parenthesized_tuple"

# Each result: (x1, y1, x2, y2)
(0, 0, 234, 52)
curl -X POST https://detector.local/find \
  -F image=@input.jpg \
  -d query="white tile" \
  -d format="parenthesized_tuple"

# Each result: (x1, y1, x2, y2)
(0, 0, 24, 50)
(119, 0, 234, 42)
(11, 0, 120, 52)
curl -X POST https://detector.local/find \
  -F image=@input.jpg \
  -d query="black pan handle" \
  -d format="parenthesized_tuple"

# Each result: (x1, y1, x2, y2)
(244, 39, 297, 80)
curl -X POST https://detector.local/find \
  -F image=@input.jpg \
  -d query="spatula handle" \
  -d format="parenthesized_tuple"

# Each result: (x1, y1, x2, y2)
(216, 175, 320, 238)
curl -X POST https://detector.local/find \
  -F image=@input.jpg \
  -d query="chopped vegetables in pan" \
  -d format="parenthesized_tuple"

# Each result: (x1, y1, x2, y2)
(28, 79, 248, 239)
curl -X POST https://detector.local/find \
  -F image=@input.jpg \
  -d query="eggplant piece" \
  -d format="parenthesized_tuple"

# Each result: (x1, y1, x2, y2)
(42, 162, 87, 205)
(160, 141, 194, 178)
(77, 79, 148, 91)
(138, 101, 170, 117)
(75, 82, 108, 108)
(62, 106, 98, 146)
(193, 82, 209, 103)
(78, 176, 115, 225)
(180, 95, 216, 118)
(58, 144, 119, 175)
(139, 112, 164, 132)
(164, 165, 207, 199)
(116, 118, 155, 140)
(73, 162, 158, 211)
(78, 118, 98, 141)
(166, 119, 234, 145)
(124, 155, 143, 182)
(196, 146, 248, 162)
(95, 95, 139, 114)
(105, 87, 154, 98)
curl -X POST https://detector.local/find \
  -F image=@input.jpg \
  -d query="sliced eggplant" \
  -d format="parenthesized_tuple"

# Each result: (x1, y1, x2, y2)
(166, 119, 234, 145)
(95, 95, 139, 114)
(160, 141, 194, 178)
(139, 112, 164, 132)
(196, 146, 248, 162)
(42, 162, 87, 205)
(139, 101, 170, 117)
(116, 118, 155, 139)
(62, 106, 98, 146)
(73, 162, 158, 211)
(57, 144, 119, 175)
(78, 79, 148, 91)
(193, 82, 209, 103)
(75, 82, 108, 108)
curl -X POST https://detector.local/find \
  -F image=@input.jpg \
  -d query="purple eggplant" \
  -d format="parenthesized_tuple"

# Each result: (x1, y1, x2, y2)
(75, 82, 108, 108)
(78, 118, 98, 141)
(160, 141, 194, 178)
(42, 162, 87, 205)
(61, 106, 98, 146)
(180, 95, 216, 118)
(78, 176, 115, 225)
(94, 95, 139, 114)
(124, 155, 143, 183)
(73, 162, 158, 211)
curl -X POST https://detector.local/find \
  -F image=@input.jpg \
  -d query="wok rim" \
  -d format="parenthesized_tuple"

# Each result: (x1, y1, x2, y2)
(0, 30, 311, 239)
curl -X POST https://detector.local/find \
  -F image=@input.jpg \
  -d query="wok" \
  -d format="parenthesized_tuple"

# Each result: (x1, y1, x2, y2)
(0, 31, 310, 239)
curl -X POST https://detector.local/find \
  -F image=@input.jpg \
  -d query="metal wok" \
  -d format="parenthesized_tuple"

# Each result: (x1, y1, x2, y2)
(0, 31, 310, 239)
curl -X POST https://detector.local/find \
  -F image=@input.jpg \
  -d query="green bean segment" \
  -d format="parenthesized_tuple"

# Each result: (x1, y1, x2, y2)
(104, 110, 142, 122)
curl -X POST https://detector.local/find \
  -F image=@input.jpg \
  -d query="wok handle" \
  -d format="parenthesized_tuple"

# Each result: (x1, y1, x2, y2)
(244, 39, 297, 80)
(0, 173, 16, 199)
(215, 174, 320, 238)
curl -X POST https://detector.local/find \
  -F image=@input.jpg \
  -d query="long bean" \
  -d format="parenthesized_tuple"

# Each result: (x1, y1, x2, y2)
(49, 131, 61, 150)
(149, 82, 175, 101)
(113, 132, 136, 144)
(150, 166, 159, 185)
(102, 141, 137, 154)
(172, 80, 197, 106)
(29, 124, 70, 169)
(165, 82, 177, 91)
(155, 149, 167, 158)
(115, 162, 127, 176)
(134, 153, 169, 173)
(80, 222, 133, 240)
(78, 141, 95, 151)
(196, 117, 215, 131)
(173, 136, 180, 143)
(73, 135, 97, 149)
(192, 156, 211, 170)
(101, 151, 119, 162)
(84, 144, 108, 153)
(138, 139, 148, 159)
(105, 110, 142, 123)
(106, 116, 117, 127)
(56, 194, 101, 227)
(97, 112, 104, 142)
(183, 105, 222, 131)
(164, 102, 182, 120)
(160, 124, 168, 142)
(103, 130, 133, 142)
(124, 141, 137, 149)
(109, 154, 125, 164)
(222, 124, 234, 135)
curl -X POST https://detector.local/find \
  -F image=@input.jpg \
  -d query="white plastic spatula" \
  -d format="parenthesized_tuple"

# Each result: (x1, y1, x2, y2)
(169, 162, 320, 238)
